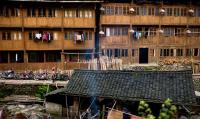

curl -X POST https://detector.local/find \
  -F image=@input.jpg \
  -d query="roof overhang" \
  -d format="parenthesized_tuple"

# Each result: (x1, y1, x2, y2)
(8, 0, 103, 3)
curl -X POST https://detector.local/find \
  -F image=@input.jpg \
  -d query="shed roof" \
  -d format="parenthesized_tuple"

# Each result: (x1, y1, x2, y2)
(47, 70, 196, 105)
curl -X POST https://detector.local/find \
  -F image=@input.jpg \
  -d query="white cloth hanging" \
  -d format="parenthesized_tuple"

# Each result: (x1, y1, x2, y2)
(106, 28, 110, 37)
(35, 33, 42, 39)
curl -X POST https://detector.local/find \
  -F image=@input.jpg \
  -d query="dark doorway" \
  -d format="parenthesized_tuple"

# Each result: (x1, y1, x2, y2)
(139, 48, 148, 64)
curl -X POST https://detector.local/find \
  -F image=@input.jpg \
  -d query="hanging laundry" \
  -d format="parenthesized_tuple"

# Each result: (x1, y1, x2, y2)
(138, 32, 142, 39)
(35, 33, 42, 40)
(76, 35, 82, 41)
(42, 32, 48, 41)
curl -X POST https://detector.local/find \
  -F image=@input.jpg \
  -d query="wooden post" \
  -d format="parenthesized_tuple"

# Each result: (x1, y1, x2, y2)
(102, 105, 105, 119)
(65, 95, 70, 119)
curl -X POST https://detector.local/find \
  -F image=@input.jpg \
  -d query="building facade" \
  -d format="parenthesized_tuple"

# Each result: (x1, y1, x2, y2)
(0, 0, 200, 72)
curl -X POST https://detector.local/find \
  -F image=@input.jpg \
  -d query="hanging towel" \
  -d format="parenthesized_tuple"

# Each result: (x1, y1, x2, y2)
(35, 33, 42, 40)
(76, 35, 82, 41)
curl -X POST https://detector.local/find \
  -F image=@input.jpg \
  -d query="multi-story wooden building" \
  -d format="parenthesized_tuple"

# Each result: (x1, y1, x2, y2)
(0, 0, 100, 70)
(0, 0, 200, 72)
(100, 0, 200, 73)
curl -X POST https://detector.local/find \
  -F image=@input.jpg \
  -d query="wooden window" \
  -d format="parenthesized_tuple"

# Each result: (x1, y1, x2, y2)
(122, 49, 128, 57)
(163, 28, 175, 36)
(148, 7, 155, 16)
(10, 51, 24, 63)
(114, 49, 120, 57)
(0, 51, 8, 63)
(122, 27, 128, 35)
(29, 31, 35, 40)
(88, 10, 92, 18)
(140, 7, 147, 16)
(170, 49, 174, 56)
(166, 8, 172, 16)
(176, 49, 183, 56)
(89, 32, 93, 40)
(180, 8, 187, 16)
(175, 28, 183, 37)
(38, 8, 46, 17)
(136, 7, 139, 15)
(160, 49, 163, 56)
(186, 49, 192, 56)
(28, 52, 44, 62)
(115, 7, 118, 15)
(27, 8, 36, 17)
(194, 48, 199, 56)
(106, 6, 111, 15)
(1, 7, 9, 17)
(13, 32, 22, 40)
(132, 49, 135, 57)
(119, 7, 123, 15)
(123, 6, 127, 15)
(174, 8, 180, 16)
(110, 6, 114, 15)
(48, 9, 55, 17)
(155, 7, 159, 16)
(10, 8, 20, 17)
(65, 9, 76, 18)
(107, 49, 112, 57)
(110, 27, 114, 36)
(101, 49, 105, 56)
(2, 32, 11, 40)
(163, 49, 169, 56)
(46, 51, 61, 62)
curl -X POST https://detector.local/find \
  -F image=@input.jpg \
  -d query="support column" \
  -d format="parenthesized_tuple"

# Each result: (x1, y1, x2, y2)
(61, 53, 65, 70)
(24, 52, 28, 70)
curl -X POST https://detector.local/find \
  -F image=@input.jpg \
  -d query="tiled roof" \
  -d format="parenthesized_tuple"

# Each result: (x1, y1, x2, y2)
(47, 70, 196, 104)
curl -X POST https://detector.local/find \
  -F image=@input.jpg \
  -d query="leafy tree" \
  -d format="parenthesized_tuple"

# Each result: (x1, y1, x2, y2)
(35, 85, 55, 99)
(138, 98, 177, 119)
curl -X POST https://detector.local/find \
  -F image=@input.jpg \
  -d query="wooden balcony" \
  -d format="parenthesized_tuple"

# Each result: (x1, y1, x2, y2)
(101, 15, 130, 25)
(0, 17, 22, 27)
(159, 36, 186, 46)
(188, 17, 200, 25)
(24, 17, 62, 28)
(161, 16, 187, 25)
(64, 40, 94, 50)
(63, 18, 95, 28)
(26, 39, 62, 50)
(0, 62, 89, 71)
(100, 36, 129, 48)
(0, 40, 24, 50)
(131, 16, 160, 25)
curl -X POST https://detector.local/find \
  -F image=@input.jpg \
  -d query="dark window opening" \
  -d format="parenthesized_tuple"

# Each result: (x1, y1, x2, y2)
(38, 8, 46, 17)
(132, 49, 135, 57)
(28, 52, 44, 62)
(194, 48, 199, 56)
(48, 9, 55, 17)
(186, 49, 192, 56)
(2, 32, 11, 40)
(176, 49, 183, 56)
(114, 49, 120, 57)
(10, 51, 24, 63)
(27, 8, 36, 17)
(46, 51, 61, 62)
(0, 52, 8, 63)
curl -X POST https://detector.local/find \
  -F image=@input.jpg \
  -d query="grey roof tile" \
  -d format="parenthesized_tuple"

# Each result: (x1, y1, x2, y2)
(47, 70, 196, 105)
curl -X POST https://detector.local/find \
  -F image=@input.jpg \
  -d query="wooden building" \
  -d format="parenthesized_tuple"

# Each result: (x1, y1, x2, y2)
(100, 0, 200, 73)
(0, 0, 200, 72)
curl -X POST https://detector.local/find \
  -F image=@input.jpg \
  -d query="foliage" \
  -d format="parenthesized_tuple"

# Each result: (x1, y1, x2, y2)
(0, 85, 14, 98)
(138, 100, 156, 119)
(35, 85, 55, 99)
(138, 98, 177, 119)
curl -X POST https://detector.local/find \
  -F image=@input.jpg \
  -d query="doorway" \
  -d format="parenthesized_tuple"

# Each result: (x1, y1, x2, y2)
(139, 48, 148, 64)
